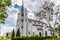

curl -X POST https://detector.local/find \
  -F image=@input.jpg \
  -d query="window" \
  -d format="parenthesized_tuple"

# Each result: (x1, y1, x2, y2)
(21, 19, 23, 22)
(21, 26, 23, 29)
(37, 28, 42, 30)
(21, 13, 24, 16)
(29, 31, 30, 35)
(29, 20, 31, 23)
(39, 32, 41, 36)
(33, 32, 34, 35)
(17, 24, 19, 27)
(45, 31, 47, 36)
(25, 19, 27, 21)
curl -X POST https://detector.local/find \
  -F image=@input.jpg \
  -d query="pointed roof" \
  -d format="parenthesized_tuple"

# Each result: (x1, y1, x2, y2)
(21, 0, 27, 12)
(21, 0, 24, 12)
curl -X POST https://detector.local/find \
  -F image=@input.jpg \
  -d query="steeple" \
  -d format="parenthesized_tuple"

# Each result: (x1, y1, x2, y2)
(16, 0, 28, 36)
(21, 0, 24, 12)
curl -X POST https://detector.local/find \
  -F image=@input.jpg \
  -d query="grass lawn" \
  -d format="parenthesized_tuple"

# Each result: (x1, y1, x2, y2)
(0, 35, 11, 40)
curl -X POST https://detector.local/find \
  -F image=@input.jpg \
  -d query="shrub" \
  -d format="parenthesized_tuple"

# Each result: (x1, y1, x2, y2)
(11, 36, 60, 40)
(11, 29, 15, 38)
(11, 36, 44, 40)
(6, 33, 9, 37)
(16, 28, 20, 37)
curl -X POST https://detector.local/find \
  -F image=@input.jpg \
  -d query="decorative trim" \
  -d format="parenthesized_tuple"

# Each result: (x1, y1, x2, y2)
(33, 24, 43, 27)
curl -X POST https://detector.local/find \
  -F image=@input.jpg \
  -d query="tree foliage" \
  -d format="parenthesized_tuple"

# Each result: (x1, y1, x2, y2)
(55, 24, 60, 36)
(16, 28, 20, 37)
(57, 24, 60, 31)
(0, 0, 11, 23)
(35, 2, 55, 20)
(6, 32, 9, 37)
(11, 29, 15, 38)
(35, 1, 59, 28)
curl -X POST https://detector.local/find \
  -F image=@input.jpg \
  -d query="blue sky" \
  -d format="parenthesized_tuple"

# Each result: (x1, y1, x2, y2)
(0, 0, 60, 36)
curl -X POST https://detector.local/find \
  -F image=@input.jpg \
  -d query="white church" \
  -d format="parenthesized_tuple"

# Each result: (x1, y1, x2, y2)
(16, 0, 57, 37)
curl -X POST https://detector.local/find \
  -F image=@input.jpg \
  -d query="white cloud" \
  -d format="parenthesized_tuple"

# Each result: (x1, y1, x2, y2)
(11, 0, 22, 6)
(54, 0, 60, 6)
(6, 7, 18, 27)
(5, 13, 18, 27)
(0, 4, 18, 37)
(0, 24, 15, 37)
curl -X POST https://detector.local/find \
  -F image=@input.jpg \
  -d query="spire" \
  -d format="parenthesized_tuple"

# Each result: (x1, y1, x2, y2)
(21, 0, 24, 12)
(21, 0, 27, 12)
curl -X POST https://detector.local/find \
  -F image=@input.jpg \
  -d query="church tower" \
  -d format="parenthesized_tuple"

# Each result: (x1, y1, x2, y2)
(16, 0, 28, 36)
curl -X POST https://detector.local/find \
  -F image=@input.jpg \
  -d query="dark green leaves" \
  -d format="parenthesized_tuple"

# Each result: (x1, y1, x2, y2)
(16, 28, 20, 37)
(0, 0, 11, 23)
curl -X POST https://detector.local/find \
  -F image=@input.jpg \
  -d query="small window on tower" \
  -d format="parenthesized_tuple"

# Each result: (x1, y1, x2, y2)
(33, 32, 34, 35)
(29, 20, 31, 23)
(39, 32, 41, 36)
(21, 26, 23, 29)
(21, 13, 24, 16)
(45, 31, 47, 36)
(29, 31, 30, 35)
(34, 22, 36, 24)
(21, 19, 23, 22)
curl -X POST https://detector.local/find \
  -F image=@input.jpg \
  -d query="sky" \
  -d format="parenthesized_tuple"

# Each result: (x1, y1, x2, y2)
(0, 0, 60, 37)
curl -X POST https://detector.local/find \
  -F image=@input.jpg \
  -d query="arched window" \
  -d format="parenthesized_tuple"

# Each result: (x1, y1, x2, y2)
(39, 32, 41, 36)
(21, 26, 23, 29)
(29, 20, 31, 23)
(33, 32, 34, 35)
(53, 32, 54, 36)
(21, 13, 24, 16)
(21, 19, 23, 22)
(45, 31, 47, 36)
(29, 31, 30, 35)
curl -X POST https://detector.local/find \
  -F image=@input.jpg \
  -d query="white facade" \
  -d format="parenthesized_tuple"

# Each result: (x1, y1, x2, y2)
(16, 0, 56, 36)
(16, 8, 56, 36)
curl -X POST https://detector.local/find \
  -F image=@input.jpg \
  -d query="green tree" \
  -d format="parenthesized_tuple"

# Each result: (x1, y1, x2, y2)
(35, 2, 59, 37)
(35, 1, 59, 28)
(16, 28, 20, 37)
(11, 29, 15, 38)
(57, 24, 60, 31)
(6, 32, 9, 37)
(0, 0, 11, 23)
(35, 2, 55, 21)
(56, 24, 60, 36)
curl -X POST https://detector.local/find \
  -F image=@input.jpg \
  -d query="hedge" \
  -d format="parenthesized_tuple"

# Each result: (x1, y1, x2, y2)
(11, 35, 44, 40)
(11, 36, 60, 40)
